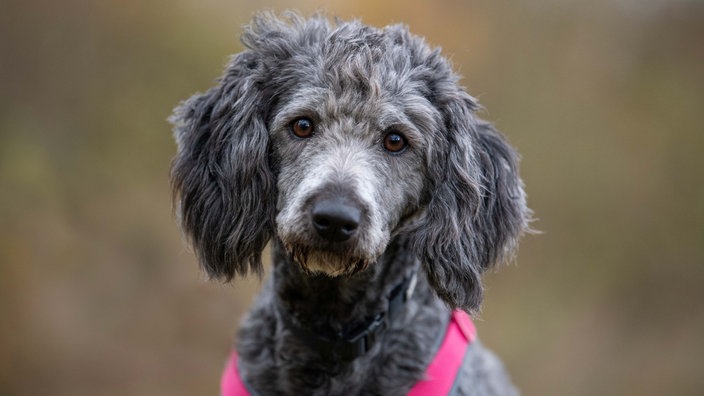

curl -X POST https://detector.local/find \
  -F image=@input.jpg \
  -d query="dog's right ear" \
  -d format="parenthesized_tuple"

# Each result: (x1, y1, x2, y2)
(169, 51, 275, 280)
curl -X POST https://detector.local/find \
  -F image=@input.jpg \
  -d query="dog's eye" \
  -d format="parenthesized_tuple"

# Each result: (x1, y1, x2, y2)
(290, 117, 315, 138)
(383, 131, 408, 153)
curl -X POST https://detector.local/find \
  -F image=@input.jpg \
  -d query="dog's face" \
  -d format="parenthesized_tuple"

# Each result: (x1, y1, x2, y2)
(170, 13, 529, 311)
(271, 71, 433, 276)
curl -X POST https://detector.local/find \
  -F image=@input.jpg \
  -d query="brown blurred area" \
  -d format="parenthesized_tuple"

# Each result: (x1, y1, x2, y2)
(1, 0, 703, 394)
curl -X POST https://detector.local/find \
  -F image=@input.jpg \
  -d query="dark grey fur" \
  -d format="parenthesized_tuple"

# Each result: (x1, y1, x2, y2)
(171, 11, 530, 395)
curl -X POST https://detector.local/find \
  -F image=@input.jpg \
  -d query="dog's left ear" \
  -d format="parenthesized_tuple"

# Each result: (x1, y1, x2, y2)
(408, 92, 529, 313)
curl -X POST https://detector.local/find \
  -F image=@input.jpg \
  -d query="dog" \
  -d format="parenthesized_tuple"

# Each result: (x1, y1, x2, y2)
(170, 12, 530, 396)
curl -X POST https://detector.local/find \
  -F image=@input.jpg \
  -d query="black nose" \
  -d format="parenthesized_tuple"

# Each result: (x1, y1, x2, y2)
(311, 199, 361, 242)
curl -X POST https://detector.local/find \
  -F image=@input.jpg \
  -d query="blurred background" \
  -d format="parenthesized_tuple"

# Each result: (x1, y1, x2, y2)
(1, 0, 703, 394)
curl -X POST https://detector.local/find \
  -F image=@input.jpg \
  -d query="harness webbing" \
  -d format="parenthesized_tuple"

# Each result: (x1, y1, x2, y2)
(221, 310, 476, 396)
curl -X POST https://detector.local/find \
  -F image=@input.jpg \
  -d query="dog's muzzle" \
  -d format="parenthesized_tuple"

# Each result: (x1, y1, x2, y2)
(278, 181, 379, 276)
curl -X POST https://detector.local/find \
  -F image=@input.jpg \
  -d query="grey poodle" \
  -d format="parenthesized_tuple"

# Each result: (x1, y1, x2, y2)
(170, 12, 530, 396)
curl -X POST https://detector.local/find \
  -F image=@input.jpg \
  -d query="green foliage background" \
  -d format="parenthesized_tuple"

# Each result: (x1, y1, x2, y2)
(1, 0, 703, 394)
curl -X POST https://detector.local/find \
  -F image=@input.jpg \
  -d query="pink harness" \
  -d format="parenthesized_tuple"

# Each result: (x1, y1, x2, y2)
(221, 310, 476, 396)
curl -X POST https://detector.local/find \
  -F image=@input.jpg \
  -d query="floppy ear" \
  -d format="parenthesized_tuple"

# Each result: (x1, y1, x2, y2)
(169, 51, 275, 280)
(408, 93, 529, 313)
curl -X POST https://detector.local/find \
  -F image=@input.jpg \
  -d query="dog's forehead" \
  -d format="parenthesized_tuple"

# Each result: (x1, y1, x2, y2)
(265, 29, 442, 142)
(272, 74, 436, 139)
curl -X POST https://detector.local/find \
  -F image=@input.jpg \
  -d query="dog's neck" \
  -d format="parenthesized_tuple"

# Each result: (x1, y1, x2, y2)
(271, 238, 418, 359)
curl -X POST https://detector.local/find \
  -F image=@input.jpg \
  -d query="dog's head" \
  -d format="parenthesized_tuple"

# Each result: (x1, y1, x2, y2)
(170, 12, 530, 312)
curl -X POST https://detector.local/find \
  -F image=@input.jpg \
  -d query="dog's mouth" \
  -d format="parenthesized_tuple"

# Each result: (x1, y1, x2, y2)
(284, 242, 373, 277)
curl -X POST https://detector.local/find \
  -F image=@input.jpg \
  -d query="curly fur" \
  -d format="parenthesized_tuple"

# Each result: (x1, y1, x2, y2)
(171, 11, 530, 395)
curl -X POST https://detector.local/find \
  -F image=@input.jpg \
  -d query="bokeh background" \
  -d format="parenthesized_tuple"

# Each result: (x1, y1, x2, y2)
(2, 0, 703, 394)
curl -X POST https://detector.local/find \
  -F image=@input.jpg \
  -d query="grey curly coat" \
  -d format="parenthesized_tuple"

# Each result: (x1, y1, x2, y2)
(170, 11, 530, 395)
